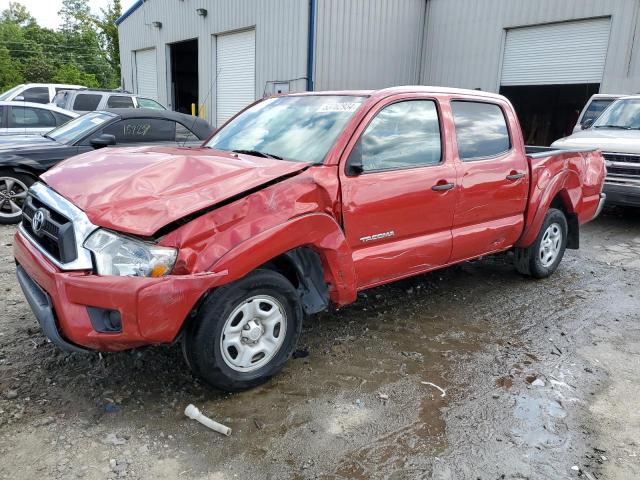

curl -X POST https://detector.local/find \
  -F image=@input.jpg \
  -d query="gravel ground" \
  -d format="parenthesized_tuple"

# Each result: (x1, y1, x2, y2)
(0, 207, 639, 479)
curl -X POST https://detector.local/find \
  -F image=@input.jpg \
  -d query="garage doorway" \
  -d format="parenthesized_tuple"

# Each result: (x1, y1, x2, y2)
(169, 39, 198, 114)
(500, 17, 611, 146)
(500, 84, 600, 146)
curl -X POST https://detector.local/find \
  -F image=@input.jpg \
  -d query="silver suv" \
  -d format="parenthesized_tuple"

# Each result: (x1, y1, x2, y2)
(53, 89, 166, 114)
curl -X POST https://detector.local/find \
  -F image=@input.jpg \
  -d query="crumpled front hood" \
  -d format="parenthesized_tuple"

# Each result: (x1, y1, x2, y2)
(41, 145, 309, 236)
(551, 128, 640, 154)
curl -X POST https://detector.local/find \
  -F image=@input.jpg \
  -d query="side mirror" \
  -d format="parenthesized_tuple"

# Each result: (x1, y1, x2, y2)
(90, 133, 117, 149)
(581, 118, 595, 130)
(14, 95, 24, 101)
(346, 140, 364, 176)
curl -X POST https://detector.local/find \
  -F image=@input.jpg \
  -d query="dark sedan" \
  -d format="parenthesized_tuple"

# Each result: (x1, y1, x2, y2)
(0, 109, 213, 223)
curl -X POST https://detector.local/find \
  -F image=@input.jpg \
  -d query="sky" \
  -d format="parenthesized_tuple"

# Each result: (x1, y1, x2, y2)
(0, 0, 137, 29)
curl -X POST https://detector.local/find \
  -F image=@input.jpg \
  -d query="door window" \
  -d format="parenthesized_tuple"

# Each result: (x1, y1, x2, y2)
(21, 87, 49, 103)
(451, 101, 511, 160)
(356, 100, 442, 172)
(8, 106, 56, 127)
(98, 118, 177, 143)
(52, 112, 73, 126)
(73, 94, 102, 111)
(107, 95, 135, 108)
(0, 106, 4, 128)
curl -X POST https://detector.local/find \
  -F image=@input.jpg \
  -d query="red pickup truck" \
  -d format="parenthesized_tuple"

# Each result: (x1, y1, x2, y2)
(14, 87, 606, 391)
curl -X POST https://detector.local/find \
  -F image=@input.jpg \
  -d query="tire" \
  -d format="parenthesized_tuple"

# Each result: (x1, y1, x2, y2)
(515, 208, 568, 279)
(0, 170, 35, 225)
(183, 269, 303, 391)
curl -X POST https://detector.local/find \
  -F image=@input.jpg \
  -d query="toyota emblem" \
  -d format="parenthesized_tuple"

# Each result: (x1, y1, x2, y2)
(32, 209, 46, 235)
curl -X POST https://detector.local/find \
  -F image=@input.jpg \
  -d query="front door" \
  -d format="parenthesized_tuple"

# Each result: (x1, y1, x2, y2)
(448, 99, 529, 262)
(340, 97, 457, 289)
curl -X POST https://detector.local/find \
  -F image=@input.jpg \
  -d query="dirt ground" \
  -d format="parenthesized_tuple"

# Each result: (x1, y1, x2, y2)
(1, 207, 639, 480)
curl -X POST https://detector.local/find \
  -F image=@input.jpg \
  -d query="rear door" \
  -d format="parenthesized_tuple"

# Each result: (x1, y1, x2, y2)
(340, 95, 457, 289)
(6, 105, 57, 135)
(448, 99, 529, 262)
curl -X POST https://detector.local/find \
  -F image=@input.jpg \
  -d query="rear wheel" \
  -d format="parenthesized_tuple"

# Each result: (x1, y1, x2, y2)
(183, 269, 303, 391)
(515, 208, 568, 278)
(0, 170, 35, 225)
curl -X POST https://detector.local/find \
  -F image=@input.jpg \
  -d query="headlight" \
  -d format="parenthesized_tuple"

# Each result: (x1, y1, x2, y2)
(84, 229, 177, 277)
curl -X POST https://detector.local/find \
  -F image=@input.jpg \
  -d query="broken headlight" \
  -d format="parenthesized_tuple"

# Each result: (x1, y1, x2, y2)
(84, 229, 177, 277)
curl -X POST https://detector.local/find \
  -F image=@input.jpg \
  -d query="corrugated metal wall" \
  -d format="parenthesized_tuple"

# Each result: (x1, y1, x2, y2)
(313, 0, 426, 90)
(421, 0, 640, 94)
(118, 0, 309, 124)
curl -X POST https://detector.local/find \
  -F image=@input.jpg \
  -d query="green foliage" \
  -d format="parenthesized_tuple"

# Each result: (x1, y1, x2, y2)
(53, 63, 99, 88)
(0, 0, 121, 92)
(0, 46, 23, 91)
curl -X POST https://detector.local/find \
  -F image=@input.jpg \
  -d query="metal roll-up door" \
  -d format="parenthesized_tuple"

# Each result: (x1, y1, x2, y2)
(501, 18, 611, 86)
(216, 29, 256, 126)
(135, 49, 158, 99)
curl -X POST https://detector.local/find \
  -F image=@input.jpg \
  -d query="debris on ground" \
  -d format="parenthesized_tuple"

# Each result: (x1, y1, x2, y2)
(184, 404, 232, 436)
(421, 381, 446, 397)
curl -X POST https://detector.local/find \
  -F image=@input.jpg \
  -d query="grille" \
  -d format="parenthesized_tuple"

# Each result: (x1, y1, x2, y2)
(22, 195, 77, 263)
(603, 153, 640, 178)
(603, 153, 640, 164)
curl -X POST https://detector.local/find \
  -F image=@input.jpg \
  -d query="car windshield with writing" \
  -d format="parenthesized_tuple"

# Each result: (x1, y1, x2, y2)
(206, 95, 366, 164)
(46, 111, 115, 144)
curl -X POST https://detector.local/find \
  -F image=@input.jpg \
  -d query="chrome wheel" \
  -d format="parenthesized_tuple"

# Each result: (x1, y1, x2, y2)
(220, 295, 287, 372)
(0, 176, 28, 220)
(539, 222, 562, 268)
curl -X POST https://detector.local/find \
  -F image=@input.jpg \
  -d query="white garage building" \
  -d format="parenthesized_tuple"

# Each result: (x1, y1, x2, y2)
(117, 0, 640, 144)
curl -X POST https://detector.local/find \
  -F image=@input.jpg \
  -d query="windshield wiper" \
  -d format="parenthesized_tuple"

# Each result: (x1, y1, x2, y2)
(594, 124, 632, 130)
(231, 149, 283, 160)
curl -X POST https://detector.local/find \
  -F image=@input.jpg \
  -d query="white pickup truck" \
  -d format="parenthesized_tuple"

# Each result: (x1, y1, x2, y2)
(552, 95, 640, 207)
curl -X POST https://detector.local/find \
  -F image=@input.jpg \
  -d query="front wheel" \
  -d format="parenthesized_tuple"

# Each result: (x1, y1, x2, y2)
(0, 170, 35, 225)
(183, 269, 303, 391)
(515, 208, 568, 278)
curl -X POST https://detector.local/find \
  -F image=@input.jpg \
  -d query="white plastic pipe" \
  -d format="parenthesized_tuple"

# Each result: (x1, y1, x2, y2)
(184, 404, 232, 436)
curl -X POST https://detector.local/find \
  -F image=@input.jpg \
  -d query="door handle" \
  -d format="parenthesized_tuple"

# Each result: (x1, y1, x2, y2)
(506, 172, 525, 181)
(431, 182, 455, 191)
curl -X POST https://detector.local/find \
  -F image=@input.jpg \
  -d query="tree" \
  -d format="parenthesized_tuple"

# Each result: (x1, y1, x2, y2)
(58, 0, 92, 32)
(0, 46, 24, 91)
(0, 2, 35, 27)
(94, 0, 122, 85)
(53, 63, 99, 88)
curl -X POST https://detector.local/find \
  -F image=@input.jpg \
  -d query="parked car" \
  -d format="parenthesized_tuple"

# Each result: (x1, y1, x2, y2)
(52, 89, 166, 113)
(0, 101, 77, 137)
(13, 87, 605, 391)
(0, 108, 213, 223)
(552, 95, 640, 207)
(572, 93, 623, 133)
(0, 83, 84, 104)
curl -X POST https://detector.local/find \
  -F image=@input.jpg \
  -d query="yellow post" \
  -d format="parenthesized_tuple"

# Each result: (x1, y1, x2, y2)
(199, 104, 205, 119)
(191, 103, 196, 116)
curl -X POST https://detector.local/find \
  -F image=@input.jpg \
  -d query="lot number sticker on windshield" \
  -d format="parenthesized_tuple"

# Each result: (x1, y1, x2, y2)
(317, 103, 361, 113)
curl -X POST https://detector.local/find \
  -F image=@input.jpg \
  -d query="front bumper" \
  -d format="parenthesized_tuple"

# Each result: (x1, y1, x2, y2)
(593, 193, 607, 219)
(603, 181, 640, 207)
(14, 231, 226, 352)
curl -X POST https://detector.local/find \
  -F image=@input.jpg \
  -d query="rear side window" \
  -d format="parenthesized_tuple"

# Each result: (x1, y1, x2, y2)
(136, 97, 165, 109)
(357, 100, 442, 172)
(451, 101, 511, 160)
(0, 106, 4, 128)
(52, 112, 73, 126)
(175, 122, 200, 142)
(107, 95, 135, 108)
(21, 87, 49, 103)
(99, 118, 177, 143)
(73, 94, 102, 111)
(8, 106, 56, 127)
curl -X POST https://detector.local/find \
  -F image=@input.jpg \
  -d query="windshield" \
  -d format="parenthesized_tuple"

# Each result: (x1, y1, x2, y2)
(594, 98, 640, 129)
(47, 111, 115, 144)
(206, 95, 366, 163)
(0, 84, 24, 101)
(581, 99, 615, 126)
